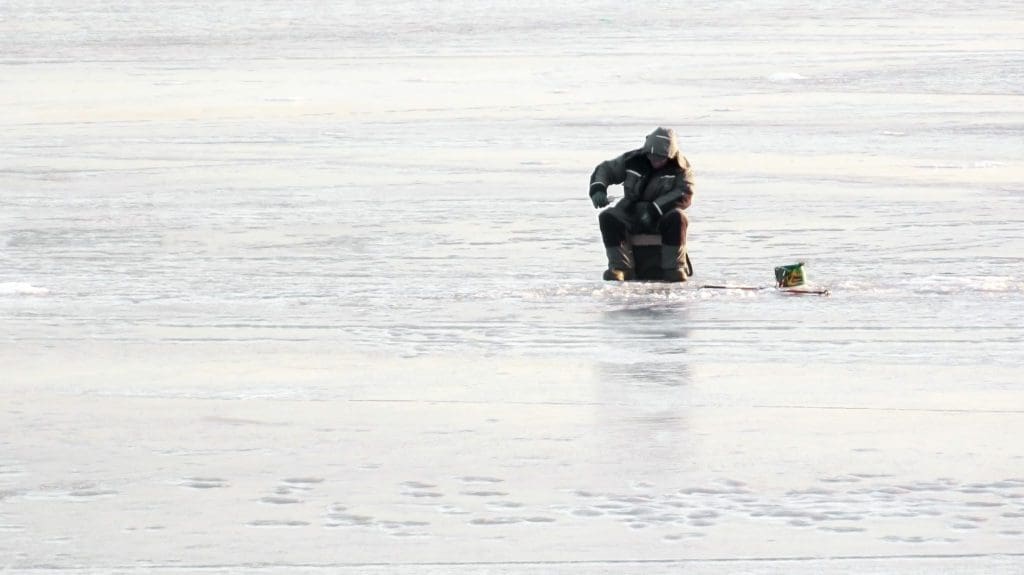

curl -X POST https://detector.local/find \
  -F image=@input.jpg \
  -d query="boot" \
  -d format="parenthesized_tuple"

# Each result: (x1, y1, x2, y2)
(661, 244, 689, 283)
(603, 245, 633, 282)
(603, 268, 629, 282)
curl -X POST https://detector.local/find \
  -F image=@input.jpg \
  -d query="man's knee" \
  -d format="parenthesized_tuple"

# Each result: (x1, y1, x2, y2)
(598, 208, 630, 247)
(659, 208, 688, 231)
(599, 209, 628, 232)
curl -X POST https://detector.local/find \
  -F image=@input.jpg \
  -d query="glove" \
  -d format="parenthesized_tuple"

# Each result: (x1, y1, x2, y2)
(637, 202, 660, 230)
(590, 189, 609, 209)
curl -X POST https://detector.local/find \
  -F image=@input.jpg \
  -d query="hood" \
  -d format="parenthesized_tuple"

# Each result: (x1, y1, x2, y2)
(643, 126, 679, 159)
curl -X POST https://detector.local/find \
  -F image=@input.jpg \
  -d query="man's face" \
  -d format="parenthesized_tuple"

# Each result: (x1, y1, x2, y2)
(647, 153, 669, 169)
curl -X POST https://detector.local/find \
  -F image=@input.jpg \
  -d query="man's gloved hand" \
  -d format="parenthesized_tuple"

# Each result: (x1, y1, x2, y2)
(637, 202, 660, 230)
(591, 189, 609, 209)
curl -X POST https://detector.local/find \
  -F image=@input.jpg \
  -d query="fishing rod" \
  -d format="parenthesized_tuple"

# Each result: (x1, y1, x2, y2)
(700, 263, 831, 296)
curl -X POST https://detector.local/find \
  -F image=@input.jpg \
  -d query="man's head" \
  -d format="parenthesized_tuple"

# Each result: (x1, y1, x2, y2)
(644, 126, 678, 168)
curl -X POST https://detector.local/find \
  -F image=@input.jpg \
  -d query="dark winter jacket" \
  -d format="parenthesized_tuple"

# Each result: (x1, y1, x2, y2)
(589, 127, 694, 217)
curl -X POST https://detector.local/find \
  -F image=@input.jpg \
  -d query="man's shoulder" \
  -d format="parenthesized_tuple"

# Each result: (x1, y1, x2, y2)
(621, 149, 648, 170)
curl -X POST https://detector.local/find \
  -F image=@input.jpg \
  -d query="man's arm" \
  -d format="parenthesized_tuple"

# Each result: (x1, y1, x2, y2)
(589, 152, 630, 203)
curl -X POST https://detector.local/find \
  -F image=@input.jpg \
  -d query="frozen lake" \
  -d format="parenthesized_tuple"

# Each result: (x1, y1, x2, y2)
(2, 1, 1023, 573)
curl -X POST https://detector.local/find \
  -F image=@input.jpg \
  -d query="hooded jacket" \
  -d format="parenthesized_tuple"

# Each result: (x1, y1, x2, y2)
(589, 127, 694, 216)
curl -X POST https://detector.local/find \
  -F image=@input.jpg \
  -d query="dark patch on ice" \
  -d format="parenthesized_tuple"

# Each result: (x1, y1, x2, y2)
(664, 532, 704, 541)
(687, 510, 719, 520)
(787, 488, 836, 496)
(459, 476, 504, 484)
(181, 477, 228, 489)
(954, 514, 986, 523)
(487, 500, 524, 509)
(678, 484, 748, 495)
(401, 481, 437, 489)
(380, 520, 430, 529)
(524, 516, 556, 523)
(247, 519, 310, 528)
(882, 535, 958, 543)
(461, 490, 508, 497)
(68, 488, 118, 499)
(969, 480, 1024, 489)
(861, 486, 910, 496)
(647, 513, 683, 524)
(553, 475, 1016, 539)
(403, 491, 444, 498)
(609, 506, 654, 517)
(898, 480, 956, 492)
(470, 516, 522, 525)
(820, 475, 863, 484)
(325, 512, 374, 527)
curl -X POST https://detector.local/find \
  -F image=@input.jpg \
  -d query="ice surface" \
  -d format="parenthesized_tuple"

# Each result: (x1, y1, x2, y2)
(2, 1, 1023, 573)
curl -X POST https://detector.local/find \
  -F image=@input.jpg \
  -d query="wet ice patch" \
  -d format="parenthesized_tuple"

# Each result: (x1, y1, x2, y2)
(24, 482, 118, 501)
(246, 519, 310, 528)
(323, 503, 431, 536)
(401, 481, 437, 489)
(469, 516, 523, 525)
(461, 490, 508, 497)
(487, 500, 525, 509)
(282, 477, 324, 488)
(458, 475, 504, 484)
(552, 475, 1024, 540)
(180, 477, 229, 489)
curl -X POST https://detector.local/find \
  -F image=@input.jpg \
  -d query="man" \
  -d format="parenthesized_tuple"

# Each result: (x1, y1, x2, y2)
(589, 126, 694, 282)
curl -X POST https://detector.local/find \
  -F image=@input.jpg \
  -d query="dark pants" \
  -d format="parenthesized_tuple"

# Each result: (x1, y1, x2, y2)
(599, 207, 688, 247)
